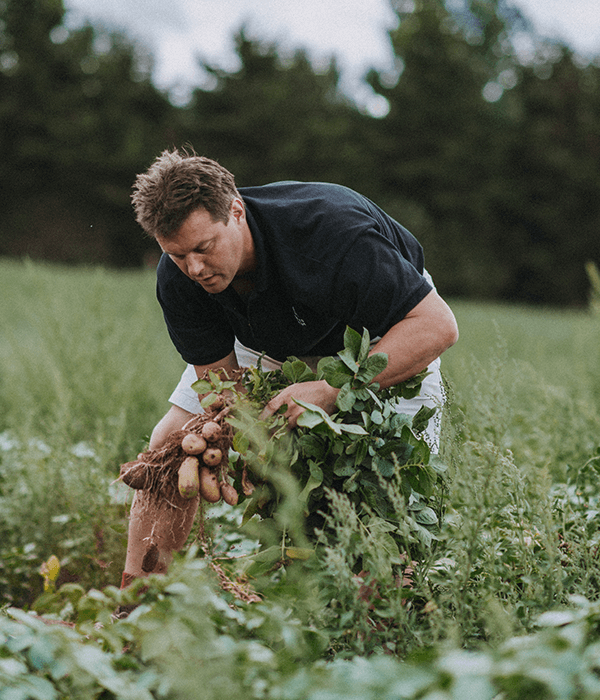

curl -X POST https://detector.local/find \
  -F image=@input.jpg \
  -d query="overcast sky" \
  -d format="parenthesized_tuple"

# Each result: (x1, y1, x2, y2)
(62, 0, 600, 110)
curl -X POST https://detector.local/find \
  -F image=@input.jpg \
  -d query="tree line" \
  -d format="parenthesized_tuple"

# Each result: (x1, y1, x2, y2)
(1, 0, 599, 306)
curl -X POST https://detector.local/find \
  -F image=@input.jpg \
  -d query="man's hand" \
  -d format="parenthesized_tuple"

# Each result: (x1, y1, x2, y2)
(260, 380, 339, 428)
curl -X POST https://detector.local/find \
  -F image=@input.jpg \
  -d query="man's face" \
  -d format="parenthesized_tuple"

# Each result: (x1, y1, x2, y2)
(156, 198, 255, 294)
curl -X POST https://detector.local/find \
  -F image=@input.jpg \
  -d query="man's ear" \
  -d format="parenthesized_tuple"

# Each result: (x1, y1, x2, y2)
(231, 197, 245, 222)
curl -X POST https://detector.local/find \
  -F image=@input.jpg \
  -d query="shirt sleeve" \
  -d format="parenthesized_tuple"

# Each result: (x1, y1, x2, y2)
(156, 255, 235, 365)
(327, 229, 433, 336)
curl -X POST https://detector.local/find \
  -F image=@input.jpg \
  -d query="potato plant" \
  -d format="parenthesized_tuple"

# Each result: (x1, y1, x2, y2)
(117, 328, 446, 579)
(218, 328, 447, 564)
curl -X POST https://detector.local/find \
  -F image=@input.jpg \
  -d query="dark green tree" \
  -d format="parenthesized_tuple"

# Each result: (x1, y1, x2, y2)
(180, 28, 373, 192)
(365, 0, 528, 299)
(0, 0, 176, 266)
(492, 46, 600, 304)
(366, 0, 600, 305)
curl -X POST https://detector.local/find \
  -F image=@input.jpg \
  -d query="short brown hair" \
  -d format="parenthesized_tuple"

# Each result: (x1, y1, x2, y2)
(131, 148, 239, 238)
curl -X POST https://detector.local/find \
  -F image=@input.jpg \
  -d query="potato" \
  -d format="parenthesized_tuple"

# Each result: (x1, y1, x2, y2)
(181, 433, 207, 455)
(202, 447, 222, 467)
(141, 543, 159, 573)
(201, 421, 222, 443)
(242, 468, 255, 496)
(208, 395, 225, 411)
(220, 482, 239, 506)
(120, 461, 148, 490)
(178, 456, 200, 499)
(199, 466, 221, 503)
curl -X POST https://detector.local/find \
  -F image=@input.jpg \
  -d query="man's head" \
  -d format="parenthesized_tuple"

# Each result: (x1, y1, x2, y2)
(132, 148, 239, 239)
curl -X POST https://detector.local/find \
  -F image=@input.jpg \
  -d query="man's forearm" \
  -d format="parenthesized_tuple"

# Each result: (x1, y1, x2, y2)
(370, 290, 459, 389)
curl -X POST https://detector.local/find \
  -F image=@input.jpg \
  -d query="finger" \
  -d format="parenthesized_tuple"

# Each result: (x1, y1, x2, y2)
(259, 405, 273, 421)
(259, 396, 284, 421)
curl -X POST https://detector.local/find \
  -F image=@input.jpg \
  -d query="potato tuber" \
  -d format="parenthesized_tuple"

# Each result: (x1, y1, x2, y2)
(120, 461, 148, 490)
(181, 433, 207, 455)
(199, 466, 221, 503)
(202, 447, 222, 467)
(220, 482, 239, 506)
(178, 456, 200, 499)
(142, 543, 160, 573)
(201, 421, 222, 443)
(208, 395, 225, 411)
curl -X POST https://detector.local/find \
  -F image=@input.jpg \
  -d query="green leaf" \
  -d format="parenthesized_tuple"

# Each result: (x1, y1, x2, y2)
(358, 328, 371, 364)
(334, 461, 356, 477)
(244, 545, 283, 576)
(336, 384, 357, 412)
(343, 470, 361, 493)
(414, 506, 438, 525)
(429, 455, 449, 475)
(407, 465, 437, 498)
(395, 369, 430, 399)
(295, 399, 342, 434)
(356, 353, 388, 383)
(298, 433, 326, 459)
(412, 405, 436, 434)
(285, 547, 313, 560)
(232, 431, 250, 455)
(343, 326, 363, 359)
(281, 358, 316, 383)
(373, 454, 395, 478)
(380, 438, 413, 464)
(339, 423, 368, 435)
(299, 464, 323, 513)
(371, 409, 384, 425)
(338, 347, 360, 373)
(208, 369, 221, 387)
(309, 461, 324, 481)
(353, 440, 369, 467)
(406, 516, 438, 547)
(365, 387, 383, 408)
(191, 378, 212, 394)
(391, 412, 413, 434)
(296, 408, 325, 430)
(321, 358, 354, 389)
(242, 494, 262, 525)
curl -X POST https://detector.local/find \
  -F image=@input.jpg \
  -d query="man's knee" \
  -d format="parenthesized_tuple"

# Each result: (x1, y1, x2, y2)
(149, 405, 194, 450)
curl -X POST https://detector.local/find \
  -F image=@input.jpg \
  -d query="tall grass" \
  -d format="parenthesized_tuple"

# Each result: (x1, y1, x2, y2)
(0, 258, 186, 599)
(1, 257, 600, 657)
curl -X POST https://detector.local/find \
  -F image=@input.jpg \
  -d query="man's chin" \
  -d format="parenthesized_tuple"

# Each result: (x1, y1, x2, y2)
(198, 276, 226, 292)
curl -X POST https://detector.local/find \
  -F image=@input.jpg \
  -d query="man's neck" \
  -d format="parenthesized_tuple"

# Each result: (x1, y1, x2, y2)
(231, 274, 255, 300)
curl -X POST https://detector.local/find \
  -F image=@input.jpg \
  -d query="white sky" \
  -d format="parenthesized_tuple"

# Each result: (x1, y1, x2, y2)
(62, 0, 600, 110)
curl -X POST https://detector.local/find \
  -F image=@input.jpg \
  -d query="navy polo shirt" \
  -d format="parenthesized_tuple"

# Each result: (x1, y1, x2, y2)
(156, 182, 432, 366)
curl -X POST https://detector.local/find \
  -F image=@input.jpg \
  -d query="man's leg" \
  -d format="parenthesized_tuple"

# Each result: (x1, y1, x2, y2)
(123, 489, 200, 581)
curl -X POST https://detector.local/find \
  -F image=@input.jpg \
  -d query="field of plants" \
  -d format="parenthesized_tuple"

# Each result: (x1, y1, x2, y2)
(2, 257, 600, 699)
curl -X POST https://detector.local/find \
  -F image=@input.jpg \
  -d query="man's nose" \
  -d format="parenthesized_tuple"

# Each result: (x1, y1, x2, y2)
(187, 254, 205, 278)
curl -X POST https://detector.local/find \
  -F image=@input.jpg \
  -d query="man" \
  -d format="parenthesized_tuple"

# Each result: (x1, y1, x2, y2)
(122, 148, 458, 586)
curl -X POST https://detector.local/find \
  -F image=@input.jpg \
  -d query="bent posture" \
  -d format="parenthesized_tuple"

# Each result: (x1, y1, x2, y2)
(121, 149, 458, 586)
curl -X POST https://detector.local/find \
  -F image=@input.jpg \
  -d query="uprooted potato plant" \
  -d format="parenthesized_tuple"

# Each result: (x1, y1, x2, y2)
(116, 327, 448, 588)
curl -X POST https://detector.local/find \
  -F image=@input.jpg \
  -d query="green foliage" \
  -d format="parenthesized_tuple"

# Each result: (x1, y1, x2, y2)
(0, 0, 175, 266)
(0, 260, 184, 598)
(6, 558, 600, 699)
(4, 261, 600, 694)
(182, 28, 370, 191)
(225, 327, 445, 567)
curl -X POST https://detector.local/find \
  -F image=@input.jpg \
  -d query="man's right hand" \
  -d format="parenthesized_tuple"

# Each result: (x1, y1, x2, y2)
(259, 380, 339, 429)
(149, 405, 194, 450)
